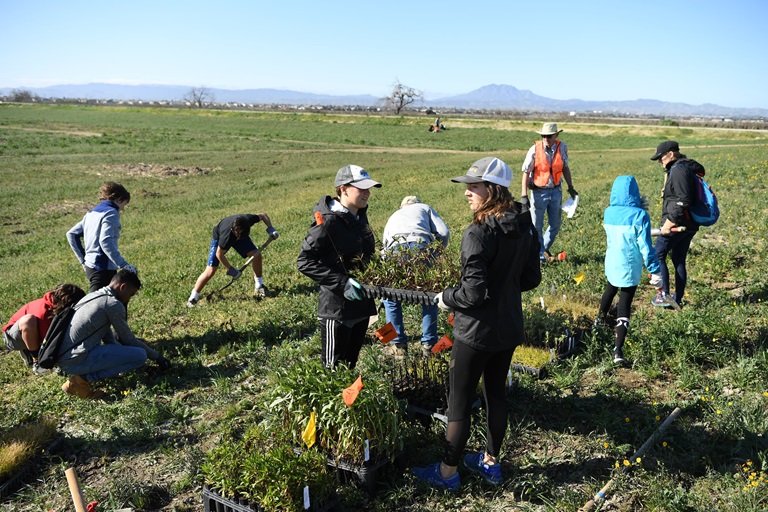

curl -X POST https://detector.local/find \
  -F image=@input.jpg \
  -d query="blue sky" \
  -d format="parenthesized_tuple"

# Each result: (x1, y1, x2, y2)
(2, 0, 767, 108)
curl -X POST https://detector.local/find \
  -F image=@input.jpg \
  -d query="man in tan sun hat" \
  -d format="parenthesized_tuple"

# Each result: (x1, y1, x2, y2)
(521, 122, 577, 262)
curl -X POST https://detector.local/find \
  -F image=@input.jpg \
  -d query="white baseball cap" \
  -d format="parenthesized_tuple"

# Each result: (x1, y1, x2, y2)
(451, 157, 512, 188)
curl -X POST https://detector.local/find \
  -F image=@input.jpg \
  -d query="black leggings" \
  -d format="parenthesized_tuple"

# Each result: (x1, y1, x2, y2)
(599, 283, 636, 320)
(444, 342, 514, 467)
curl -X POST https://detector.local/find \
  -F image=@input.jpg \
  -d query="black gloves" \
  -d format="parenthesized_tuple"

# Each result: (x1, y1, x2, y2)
(155, 356, 172, 372)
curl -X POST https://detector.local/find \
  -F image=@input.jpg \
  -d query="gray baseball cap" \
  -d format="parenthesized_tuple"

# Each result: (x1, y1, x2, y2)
(334, 165, 382, 189)
(451, 157, 512, 188)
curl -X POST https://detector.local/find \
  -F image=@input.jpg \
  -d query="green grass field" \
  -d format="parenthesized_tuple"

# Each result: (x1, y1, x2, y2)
(1, 104, 768, 511)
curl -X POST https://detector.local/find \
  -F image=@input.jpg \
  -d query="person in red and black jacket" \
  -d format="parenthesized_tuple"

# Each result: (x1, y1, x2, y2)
(2, 284, 85, 368)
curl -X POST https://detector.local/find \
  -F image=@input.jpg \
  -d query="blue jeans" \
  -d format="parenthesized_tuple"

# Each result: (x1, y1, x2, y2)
(654, 230, 695, 304)
(382, 300, 438, 347)
(60, 344, 148, 382)
(530, 186, 563, 257)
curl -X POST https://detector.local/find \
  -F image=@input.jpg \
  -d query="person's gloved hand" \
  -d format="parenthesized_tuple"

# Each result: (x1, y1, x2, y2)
(434, 291, 453, 312)
(343, 278, 363, 301)
(649, 273, 663, 288)
(267, 226, 280, 239)
(226, 267, 242, 280)
(155, 356, 172, 371)
(568, 187, 578, 199)
(519, 196, 530, 208)
(122, 263, 138, 274)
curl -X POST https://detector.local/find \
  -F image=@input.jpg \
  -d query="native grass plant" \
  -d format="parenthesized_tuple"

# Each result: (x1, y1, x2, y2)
(512, 345, 553, 370)
(263, 357, 402, 464)
(201, 424, 335, 512)
(0, 417, 58, 481)
(353, 241, 461, 293)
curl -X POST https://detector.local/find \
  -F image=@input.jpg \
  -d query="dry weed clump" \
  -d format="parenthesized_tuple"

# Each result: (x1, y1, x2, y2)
(0, 417, 58, 479)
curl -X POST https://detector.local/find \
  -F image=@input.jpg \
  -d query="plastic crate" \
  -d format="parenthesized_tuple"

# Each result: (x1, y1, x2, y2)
(327, 453, 405, 494)
(203, 485, 338, 512)
(360, 285, 436, 305)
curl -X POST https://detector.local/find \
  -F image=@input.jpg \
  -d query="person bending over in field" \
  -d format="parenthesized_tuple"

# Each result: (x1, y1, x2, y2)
(67, 182, 138, 292)
(56, 270, 171, 400)
(187, 213, 277, 307)
(2, 284, 86, 371)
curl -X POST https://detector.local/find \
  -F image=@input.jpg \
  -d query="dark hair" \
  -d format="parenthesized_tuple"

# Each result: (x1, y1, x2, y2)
(99, 182, 131, 203)
(473, 183, 518, 224)
(111, 269, 142, 289)
(50, 283, 86, 315)
(231, 216, 251, 241)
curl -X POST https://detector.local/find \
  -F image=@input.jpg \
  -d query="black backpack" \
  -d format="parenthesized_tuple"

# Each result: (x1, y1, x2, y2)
(36, 306, 77, 369)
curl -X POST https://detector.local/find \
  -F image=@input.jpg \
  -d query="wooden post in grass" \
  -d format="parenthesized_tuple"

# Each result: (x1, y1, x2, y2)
(65, 467, 87, 512)
(579, 407, 682, 511)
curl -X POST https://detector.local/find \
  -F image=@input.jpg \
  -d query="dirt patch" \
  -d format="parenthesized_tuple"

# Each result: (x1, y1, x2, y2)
(37, 200, 91, 216)
(104, 163, 218, 178)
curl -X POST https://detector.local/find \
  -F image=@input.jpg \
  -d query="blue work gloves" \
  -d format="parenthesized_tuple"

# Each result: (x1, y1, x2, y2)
(122, 263, 138, 274)
(226, 267, 242, 280)
(267, 226, 280, 239)
(343, 278, 363, 301)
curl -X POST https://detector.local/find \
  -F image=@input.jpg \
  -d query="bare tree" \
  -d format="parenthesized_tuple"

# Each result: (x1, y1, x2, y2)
(381, 80, 423, 115)
(184, 86, 215, 108)
(8, 88, 39, 103)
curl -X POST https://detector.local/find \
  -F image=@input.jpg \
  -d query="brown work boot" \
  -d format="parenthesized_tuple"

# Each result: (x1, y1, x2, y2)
(543, 250, 556, 263)
(62, 375, 105, 400)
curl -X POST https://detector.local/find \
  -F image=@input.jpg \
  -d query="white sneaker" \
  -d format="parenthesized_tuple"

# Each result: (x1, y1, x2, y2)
(254, 286, 268, 299)
(187, 297, 198, 308)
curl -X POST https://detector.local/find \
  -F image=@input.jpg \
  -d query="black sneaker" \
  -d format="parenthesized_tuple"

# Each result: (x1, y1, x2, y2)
(613, 349, 628, 366)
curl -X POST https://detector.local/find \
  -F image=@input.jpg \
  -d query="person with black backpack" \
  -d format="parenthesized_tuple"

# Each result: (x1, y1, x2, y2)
(55, 270, 171, 399)
(2, 284, 85, 371)
(650, 140, 702, 308)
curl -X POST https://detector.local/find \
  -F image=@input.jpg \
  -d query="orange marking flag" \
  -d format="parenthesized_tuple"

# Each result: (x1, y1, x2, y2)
(342, 375, 364, 407)
(447, 313, 455, 326)
(375, 322, 397, 345)
(314, 211, 325, 225)
(301, 411, 317, 448)
(431, 335, 453, 354)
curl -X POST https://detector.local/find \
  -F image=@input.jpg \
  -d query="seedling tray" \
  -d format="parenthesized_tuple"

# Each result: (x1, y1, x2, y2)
(327, 453, 403, 494)
(360, 285, 436, 305)
(203, 485, 338, 512)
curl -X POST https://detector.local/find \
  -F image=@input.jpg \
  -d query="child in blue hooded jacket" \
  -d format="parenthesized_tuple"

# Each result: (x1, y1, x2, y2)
(597, 176, 662, 365)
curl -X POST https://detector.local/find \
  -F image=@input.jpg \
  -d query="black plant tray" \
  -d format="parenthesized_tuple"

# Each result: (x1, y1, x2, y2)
(203, 485, 338, 512)
(405, 397, 482, 427)
(327, 452, 405, 494)
(360, 285, 436, 305)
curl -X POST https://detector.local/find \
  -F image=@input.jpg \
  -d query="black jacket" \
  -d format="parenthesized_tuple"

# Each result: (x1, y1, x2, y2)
(662, 158, 702, 231)
(297, 196, 377, 321)
(443, 203, 541, 352)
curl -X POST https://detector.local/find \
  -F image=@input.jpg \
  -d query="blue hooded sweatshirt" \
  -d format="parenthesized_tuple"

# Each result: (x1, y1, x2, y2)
(603, 176, 661, 287)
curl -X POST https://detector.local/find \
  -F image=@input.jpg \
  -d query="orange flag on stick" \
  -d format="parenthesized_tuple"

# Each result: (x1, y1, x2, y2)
(375, 323, 397, 345)
(432, 335, 453, 354)
(447, 313, 455, 326)
(314, 211, 325, 225)
(342, 375, 364, 407)
(301, 411, 317, 448)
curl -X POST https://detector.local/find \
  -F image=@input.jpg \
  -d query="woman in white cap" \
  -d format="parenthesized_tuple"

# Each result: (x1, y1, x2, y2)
(411, 157, 541, 490)
(297, 164, 381, 369)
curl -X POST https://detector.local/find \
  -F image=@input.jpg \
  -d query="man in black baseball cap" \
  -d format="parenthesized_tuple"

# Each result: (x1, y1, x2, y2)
(650, 140, 680, 161)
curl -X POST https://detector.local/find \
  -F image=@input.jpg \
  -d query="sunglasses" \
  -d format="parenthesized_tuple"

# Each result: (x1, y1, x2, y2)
(541, 134, 555, 138)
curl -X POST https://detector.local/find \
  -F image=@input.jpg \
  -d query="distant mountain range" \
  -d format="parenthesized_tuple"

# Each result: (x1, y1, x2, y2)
(2, 83, 766, 118)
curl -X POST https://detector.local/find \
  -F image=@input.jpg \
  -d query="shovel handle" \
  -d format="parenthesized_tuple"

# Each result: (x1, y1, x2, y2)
(651, 226, 686, 236)
(65, 467, 87, 512)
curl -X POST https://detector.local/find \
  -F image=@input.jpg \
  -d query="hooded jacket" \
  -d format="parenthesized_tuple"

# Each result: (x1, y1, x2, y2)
(443, 204, 541, 351)
(2, 291, 56, 336)
(66, 200, 128, 271)
(603, 176, 661, 288)
(662, 158, 702, 231)
(297, 196, 377, 321)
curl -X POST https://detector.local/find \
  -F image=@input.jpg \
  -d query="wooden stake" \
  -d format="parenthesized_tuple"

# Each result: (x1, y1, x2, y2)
(65, 467, 87, 512)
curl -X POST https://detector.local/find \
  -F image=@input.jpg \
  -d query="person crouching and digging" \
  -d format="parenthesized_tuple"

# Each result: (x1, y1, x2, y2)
(187, 213, 277, 306)
(56, 270, 171, 399)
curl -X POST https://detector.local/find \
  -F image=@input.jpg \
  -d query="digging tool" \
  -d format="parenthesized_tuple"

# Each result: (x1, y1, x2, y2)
(65, 467, 87, 512)
(580, 407, 682, 511)
(205, 232, 277, 301)
(651, 226, 686, 236)
(655, 289, 682, 311)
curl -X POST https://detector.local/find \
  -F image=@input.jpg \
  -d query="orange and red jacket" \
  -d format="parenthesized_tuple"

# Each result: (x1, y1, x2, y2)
(531, 140, 564, 188)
